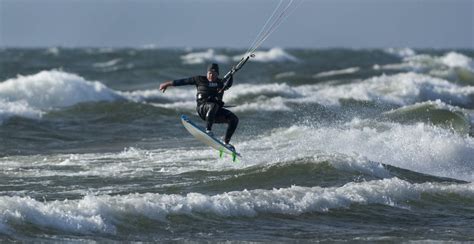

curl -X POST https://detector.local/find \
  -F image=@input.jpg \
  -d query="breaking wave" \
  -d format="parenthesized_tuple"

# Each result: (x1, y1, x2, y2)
(1, 178, 472, 235)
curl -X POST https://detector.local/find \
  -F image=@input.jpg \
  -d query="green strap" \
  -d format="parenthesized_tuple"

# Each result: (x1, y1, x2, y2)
(232, 152, 237, 162)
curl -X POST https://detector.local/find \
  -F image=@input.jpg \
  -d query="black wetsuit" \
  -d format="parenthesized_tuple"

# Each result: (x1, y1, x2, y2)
(172, 76, 239, 144)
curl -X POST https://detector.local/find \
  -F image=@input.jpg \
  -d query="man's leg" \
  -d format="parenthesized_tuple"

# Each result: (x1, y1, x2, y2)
(197, 103, 219, 131)
(214, 108, 239, 144)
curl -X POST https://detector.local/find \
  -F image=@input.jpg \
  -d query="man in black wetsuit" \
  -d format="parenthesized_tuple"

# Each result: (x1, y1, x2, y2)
(159, 63, 239, 149)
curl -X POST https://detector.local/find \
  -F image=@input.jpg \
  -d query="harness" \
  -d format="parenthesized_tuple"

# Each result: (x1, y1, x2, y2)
(196, 79, 224, 106)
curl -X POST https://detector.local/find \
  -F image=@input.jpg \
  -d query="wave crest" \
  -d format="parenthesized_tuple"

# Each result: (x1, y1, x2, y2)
(1, 178, 472, 234)
(0, 70, 123, 123)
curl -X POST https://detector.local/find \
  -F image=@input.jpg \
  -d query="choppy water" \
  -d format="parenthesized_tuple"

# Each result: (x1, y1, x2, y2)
(1, 47, 474, 242)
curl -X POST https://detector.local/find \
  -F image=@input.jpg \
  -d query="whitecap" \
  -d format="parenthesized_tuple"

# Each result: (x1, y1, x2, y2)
(313, 67, 360, 78)
(309, 72, 474, 106)
(1, 178, 472, 234)
(0, 99, 44, 124)
(0, 70, 123, 110)
(235, 47, 299, 63)
(440, 51, 474, 70)
(93, 58, 122, 68)
(384, 47, 417, 58)
(181, 49, 231, 65)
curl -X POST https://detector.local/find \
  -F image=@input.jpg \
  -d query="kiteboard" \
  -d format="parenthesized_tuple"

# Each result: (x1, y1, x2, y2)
(180, 115, 241, 162)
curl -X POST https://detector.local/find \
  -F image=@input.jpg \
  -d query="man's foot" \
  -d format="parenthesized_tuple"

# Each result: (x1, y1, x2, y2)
(205, 130, 214, 137)
(225, 143, 235, 151)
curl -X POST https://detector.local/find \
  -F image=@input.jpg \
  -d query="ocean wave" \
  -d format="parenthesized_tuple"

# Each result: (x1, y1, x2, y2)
(141, 83, 300, 112)
(0, 70, 123, 123)
(244, 120, 474, 182)
(92, 58, 122, 68)
(441, 52, 474, 69)
(313, 67, 360, 78)
(2, 70, 472, 125)
(311, 72, 474, 107)
(384, 48, 417, 58)
(121, 87, 194, 103)
(0, 70, 122, 109)
(1, 178, 472, 235)
(182, 157, 389, 193)
(180, 49, 231, 65)
(0, 99, 44, 124)
(45, 47, 60, 56)
(5, 116, 472, 182)
(375, 51, 474, 84)
(383, 100, 471, 134)
(127, 72, 474, 113)
(180, 47, 299, 65)
(235, 47, 299, 63)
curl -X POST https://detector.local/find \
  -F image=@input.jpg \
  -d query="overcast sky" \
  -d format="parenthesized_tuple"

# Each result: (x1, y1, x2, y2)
(0, 0, 472, 49)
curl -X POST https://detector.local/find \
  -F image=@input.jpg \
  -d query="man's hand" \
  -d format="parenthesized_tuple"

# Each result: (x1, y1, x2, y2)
(159, 81, 173, 93)
(218, 75, 232, 93)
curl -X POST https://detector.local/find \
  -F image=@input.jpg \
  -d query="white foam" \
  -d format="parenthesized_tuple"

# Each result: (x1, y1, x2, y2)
(141, 83, 301, 112)
(2, 115, 472, 212)
(239, 125, 391, 178)
(93, 58, 122, 68)
(0, 146, 233, 179)
(1, 178, 472, 234)
(384, 48, 417, 58)
(149, 72, 471, 112)
(232, 97, 291, 112)
(310, 72, 474, 106)
(250, 120, 474, 181)
(0, 70, 123, 122)
(225, 82, 300, 112)
(181, 49, 231, 65)
(384, 99, 470, 118)
(0, 99, 44, 124)
(0, 195, 114, 234)
(313, 67, 360, 78)
(122, 87, 194, 103)
(375, 51, 474, 77)
(4, 115, 473, 182)
(45, 47, 60, 56)
(440, 52, 474, 70)
(236, 47, 299, 63)
(225, 83, 300, 100)
(0, 70, 122, 110)
(130, 72, 474, 112)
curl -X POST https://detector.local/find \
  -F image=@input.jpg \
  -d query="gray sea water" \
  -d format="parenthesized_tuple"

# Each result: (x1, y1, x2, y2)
(1, 47, 474, 242)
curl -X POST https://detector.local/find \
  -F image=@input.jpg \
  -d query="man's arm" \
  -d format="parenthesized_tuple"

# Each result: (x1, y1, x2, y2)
(159, 77, 196, 93)
(159, 80, 173, 93)
(218, 75, 233, 93)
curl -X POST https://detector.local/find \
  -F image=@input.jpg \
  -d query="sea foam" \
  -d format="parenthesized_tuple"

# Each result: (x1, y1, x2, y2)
(441, 52, 474, 70)
(384, 48, 417, 58)
(0, 70, 121, 109)
(133, 72, 474, 113)
(235, 47, 299, 63)
(181, 49, 231, 65)
(180, 47, 299, 65)
(0, 70, 123, 123)
(376, 51, 474, 82)
(249, 120, 474, 182)
(310, 72, 474, 106)
(313, 67, 360, 78)
(0, 99, 44, 124)
(1, 178, 472, 234)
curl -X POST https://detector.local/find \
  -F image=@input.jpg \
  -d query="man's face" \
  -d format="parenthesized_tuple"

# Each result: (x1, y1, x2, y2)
(207, 70, 218, 82)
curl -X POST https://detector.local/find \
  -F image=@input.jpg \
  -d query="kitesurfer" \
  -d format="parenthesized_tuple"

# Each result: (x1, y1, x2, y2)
(159, 63, 239, 150)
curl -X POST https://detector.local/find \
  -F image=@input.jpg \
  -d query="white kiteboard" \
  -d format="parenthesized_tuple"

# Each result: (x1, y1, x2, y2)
(180, 115, 241, 161)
